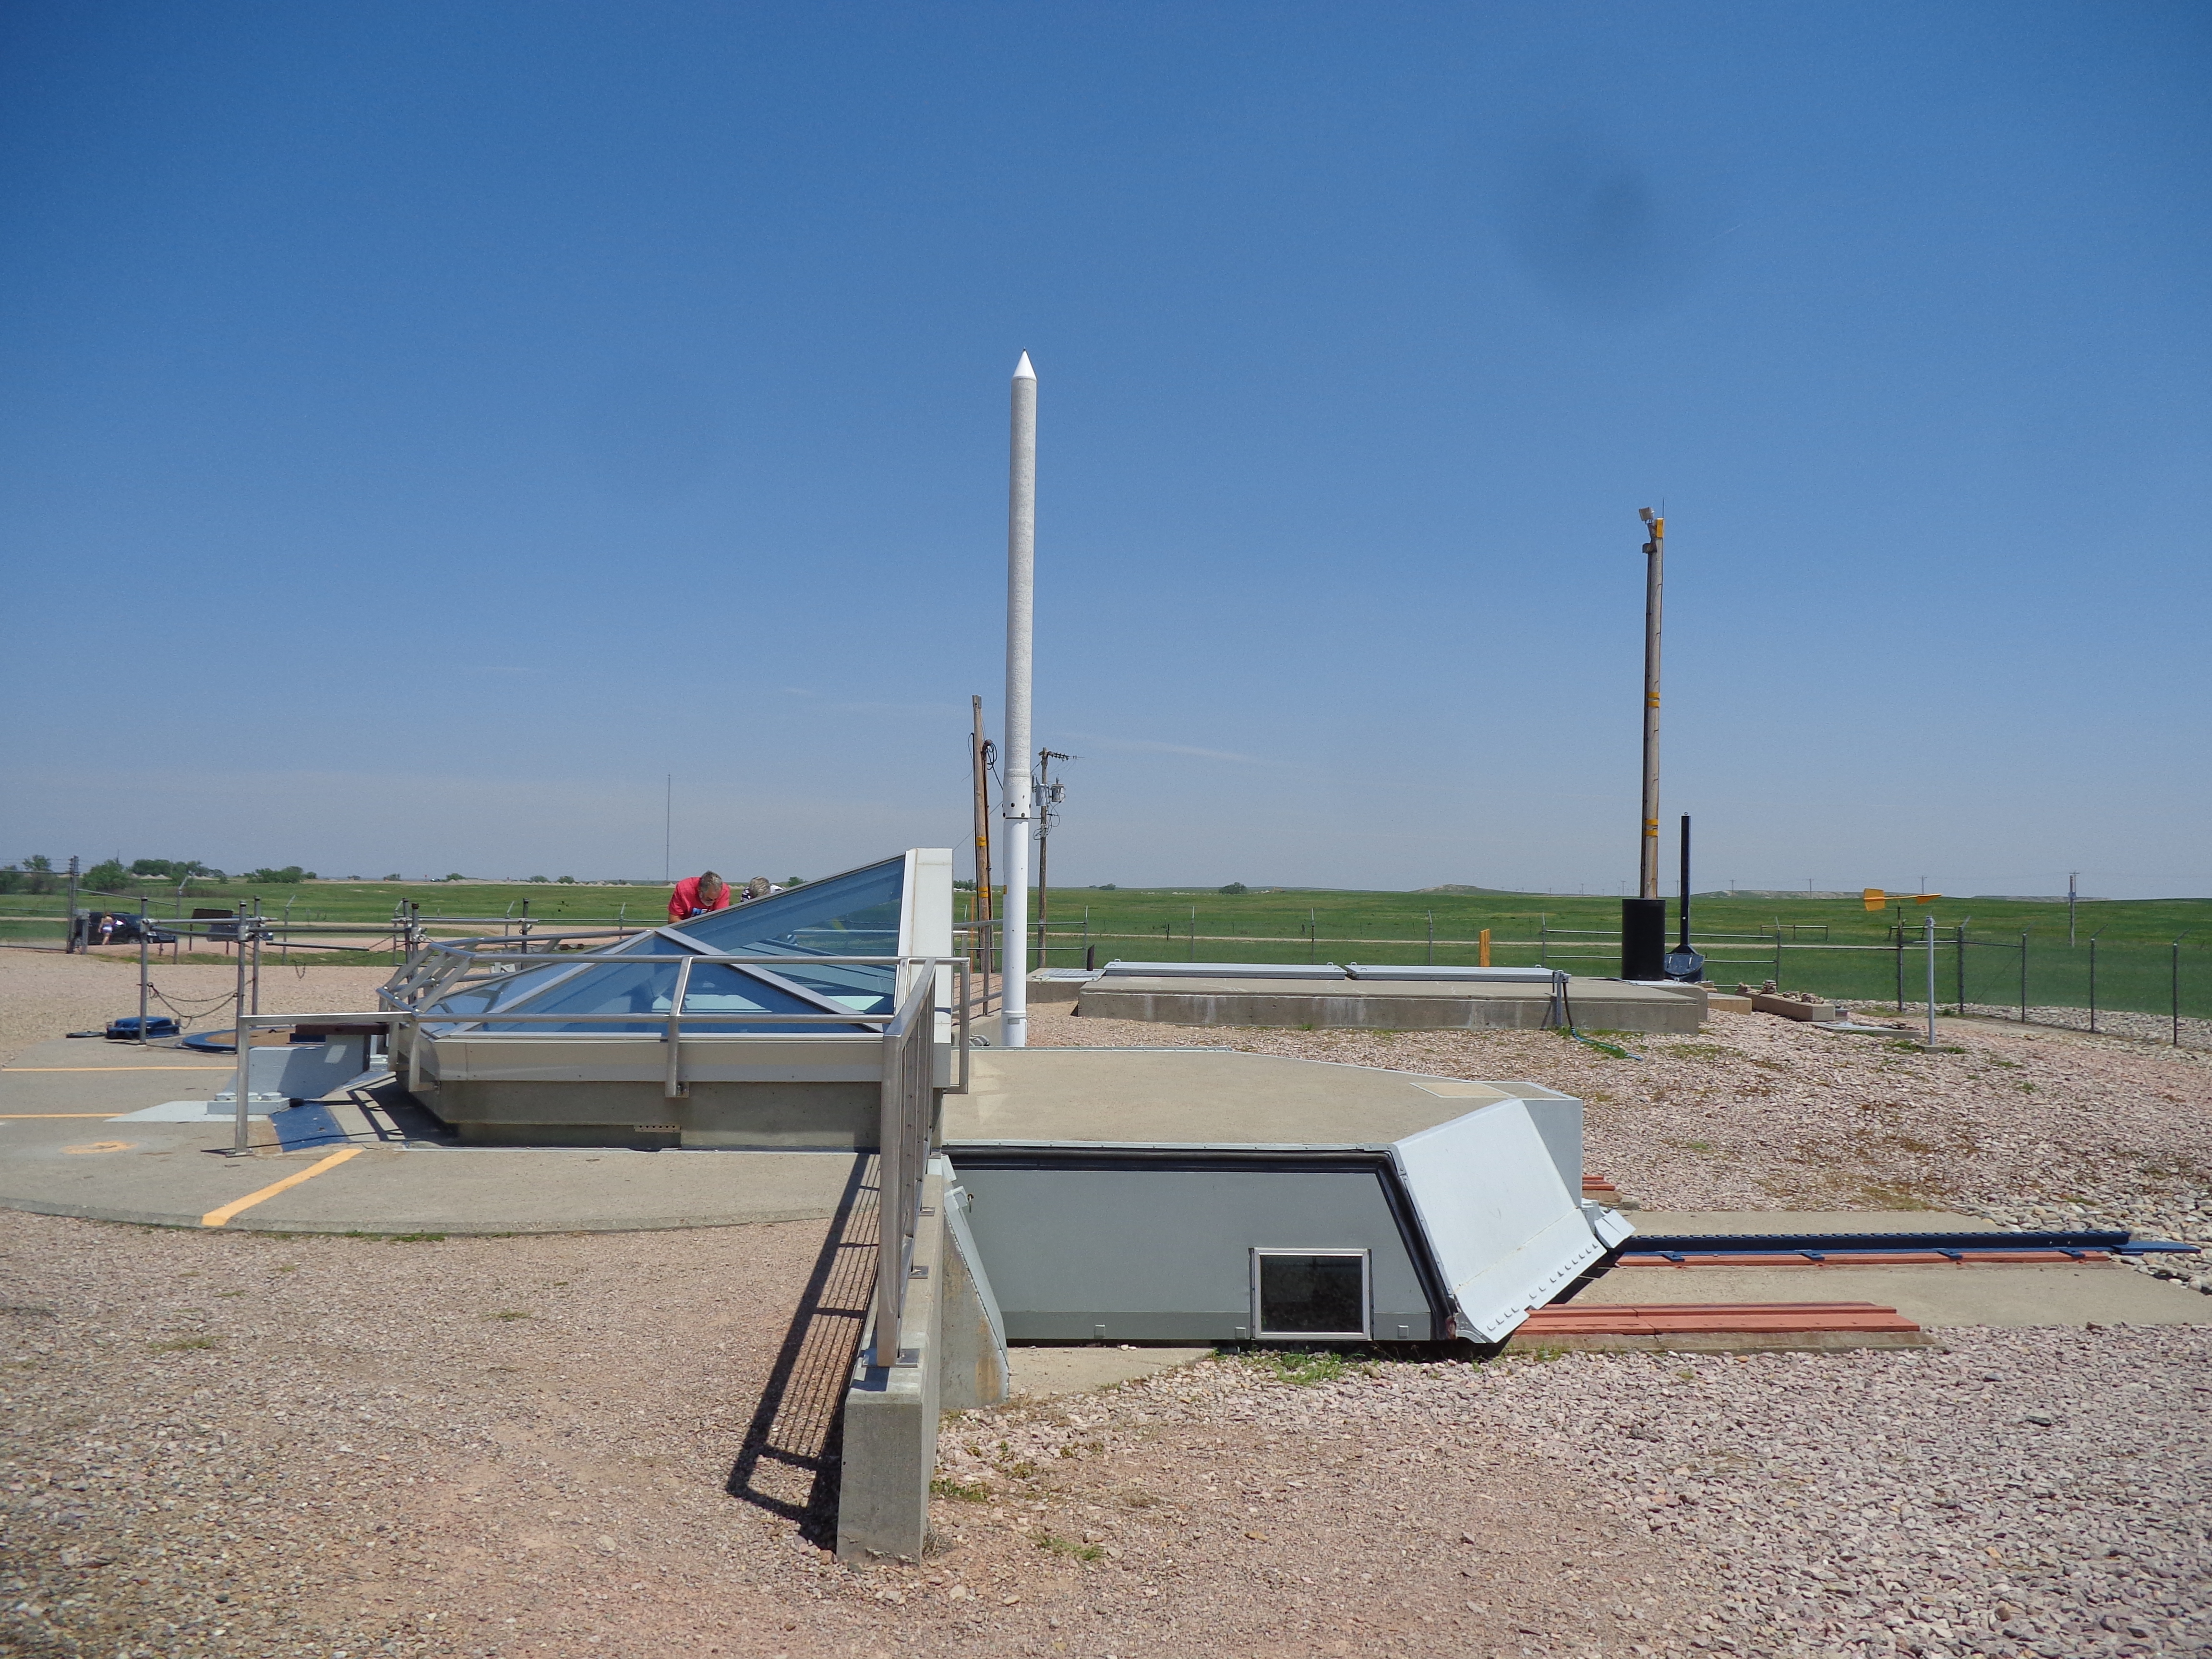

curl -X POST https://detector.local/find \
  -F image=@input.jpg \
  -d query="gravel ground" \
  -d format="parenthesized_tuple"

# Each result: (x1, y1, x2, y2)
(1950, 1004, 2211, 1055)
(4, 965, 2210, 1657)
(0, 952, 391, 1066)
(7, 1205, 2203, 1659)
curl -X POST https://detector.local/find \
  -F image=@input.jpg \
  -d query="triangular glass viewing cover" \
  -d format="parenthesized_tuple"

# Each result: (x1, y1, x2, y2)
(424, 855, 907, 1034)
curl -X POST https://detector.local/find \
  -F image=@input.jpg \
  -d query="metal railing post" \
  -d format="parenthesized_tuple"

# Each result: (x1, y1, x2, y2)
(2089, 937, 2098, 1034)
(873, 1015, 902, 1369)
(663, 956, 694, 1099)
(2020, 931, 2029, 1025)
(231, 1020, 252, 1156)
(1923, 914, 1937, 1050)
(138, 902, 151, 1044)
(1955, 922, 1966, 1013)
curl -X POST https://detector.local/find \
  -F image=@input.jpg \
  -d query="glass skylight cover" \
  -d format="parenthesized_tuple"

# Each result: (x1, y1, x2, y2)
(424, 855, 907, 1034)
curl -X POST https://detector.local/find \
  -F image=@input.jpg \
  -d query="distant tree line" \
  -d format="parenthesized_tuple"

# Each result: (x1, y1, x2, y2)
(0, 855, 320, 896)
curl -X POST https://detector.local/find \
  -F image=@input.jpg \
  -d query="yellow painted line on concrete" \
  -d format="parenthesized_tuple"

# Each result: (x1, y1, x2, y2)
(4, 1066, 234, 1072)
(0, 1113, 138, 1118)
(202, 1147, 364, 1228)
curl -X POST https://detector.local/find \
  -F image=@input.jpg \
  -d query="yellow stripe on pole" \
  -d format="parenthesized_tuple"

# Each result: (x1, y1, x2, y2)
(201, 1146, 363, 1228)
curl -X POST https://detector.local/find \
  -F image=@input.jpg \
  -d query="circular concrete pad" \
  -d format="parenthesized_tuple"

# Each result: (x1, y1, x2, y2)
(0, 1039, 859, 1234)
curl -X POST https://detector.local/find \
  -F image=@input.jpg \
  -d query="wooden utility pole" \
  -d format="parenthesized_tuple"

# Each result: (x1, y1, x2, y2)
(1622, 508, 1668, 979)
(1035, 749, 1073, 970)
(970, 696, 995, 1012)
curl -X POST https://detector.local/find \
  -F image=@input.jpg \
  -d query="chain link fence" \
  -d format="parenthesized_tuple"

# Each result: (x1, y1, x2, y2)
(991, 914, 2208, 1052)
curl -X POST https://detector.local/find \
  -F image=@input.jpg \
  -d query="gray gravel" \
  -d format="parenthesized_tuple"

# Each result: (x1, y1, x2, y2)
(4, 973, 2209, 1657)
(931, 1328, 2212, 1659)
(1949, 1003, 2212, 1054)
(0, 952, 391, 1065)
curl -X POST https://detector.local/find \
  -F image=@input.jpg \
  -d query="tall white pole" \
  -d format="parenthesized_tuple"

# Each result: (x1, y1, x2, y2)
(1001, 352, 1037, 1047)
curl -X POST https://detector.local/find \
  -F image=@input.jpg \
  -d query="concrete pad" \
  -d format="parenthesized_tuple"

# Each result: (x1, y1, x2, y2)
(1, 1034, 866, 1233)
(1576, 1264, 2212, 1328)
(1626, 1211, 2003, 1236)
(1075, 975, 1702, 1034)
(1006, 1346, 1214, 1398)
(110, 1101, 271, 1122)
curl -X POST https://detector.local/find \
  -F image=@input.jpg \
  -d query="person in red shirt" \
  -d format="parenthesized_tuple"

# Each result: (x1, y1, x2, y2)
(668, 871, 733, 924)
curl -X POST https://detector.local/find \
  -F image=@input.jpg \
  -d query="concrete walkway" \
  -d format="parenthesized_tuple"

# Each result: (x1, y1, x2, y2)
(0, 1038, 858, 1234)
(1586, 1211, 2212, 1329)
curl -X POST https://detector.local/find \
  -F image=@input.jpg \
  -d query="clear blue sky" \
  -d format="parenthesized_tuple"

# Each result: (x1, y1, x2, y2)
(3, 3, 2206, 897)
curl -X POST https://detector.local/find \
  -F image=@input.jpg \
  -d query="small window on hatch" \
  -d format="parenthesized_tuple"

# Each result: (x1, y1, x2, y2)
(1251, 1250, 1370, 1339)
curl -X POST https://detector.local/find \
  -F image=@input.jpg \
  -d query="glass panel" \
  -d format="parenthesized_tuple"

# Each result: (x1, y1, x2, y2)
(674, 857, 905, 1010)
(478, 960, 681, 1033)
(674, 963, 869, 1034)
(422, 856, 904, 1027)
(1257, 1253, 1367, 1336)
(424, 926, 699, 1022)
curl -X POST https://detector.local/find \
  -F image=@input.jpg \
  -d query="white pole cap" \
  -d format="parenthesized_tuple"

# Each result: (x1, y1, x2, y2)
(1013, 351, 1035, 381)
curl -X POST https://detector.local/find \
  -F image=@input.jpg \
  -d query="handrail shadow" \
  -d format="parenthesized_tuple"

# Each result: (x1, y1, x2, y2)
(725, 1153, 878, 1547)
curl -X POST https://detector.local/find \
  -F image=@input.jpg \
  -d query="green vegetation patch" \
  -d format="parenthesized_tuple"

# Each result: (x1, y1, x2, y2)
(1239, 1346, 1372, 1386)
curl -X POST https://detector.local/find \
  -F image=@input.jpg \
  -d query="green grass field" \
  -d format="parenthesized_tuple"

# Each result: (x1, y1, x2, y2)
(5, 874, 2206, 1019)
(998, 884, 2212, 1020)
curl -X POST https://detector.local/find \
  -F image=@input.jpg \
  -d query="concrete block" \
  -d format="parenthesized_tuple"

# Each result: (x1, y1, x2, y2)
(1752, 991, 1845, 1022)
(836, 1156, 1013, 1564)
(1705, 994, 1754, 1014)
(1023, 971, 1093, 1007)
(836, 1165, 945, 1565)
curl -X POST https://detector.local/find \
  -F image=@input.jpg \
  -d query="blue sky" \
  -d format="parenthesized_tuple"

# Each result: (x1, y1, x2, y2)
(2, 2, 2206, 896)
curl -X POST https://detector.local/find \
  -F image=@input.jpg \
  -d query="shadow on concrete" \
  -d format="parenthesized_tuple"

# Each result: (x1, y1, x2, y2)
(726, 1154, 879, 1546)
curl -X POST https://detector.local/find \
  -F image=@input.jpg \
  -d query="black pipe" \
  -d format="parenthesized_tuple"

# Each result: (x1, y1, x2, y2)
(1679, 814, 1692, 951)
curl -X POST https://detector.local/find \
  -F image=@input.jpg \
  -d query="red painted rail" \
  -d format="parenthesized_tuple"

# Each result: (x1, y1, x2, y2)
(1520, 1301, 1922, 1335)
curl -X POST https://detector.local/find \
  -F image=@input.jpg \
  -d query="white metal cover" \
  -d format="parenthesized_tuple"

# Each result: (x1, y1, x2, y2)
(1343, 964, 1557, 984)
(1098, 961, 1347, 980)
(1390, 1098, 1606, 1343)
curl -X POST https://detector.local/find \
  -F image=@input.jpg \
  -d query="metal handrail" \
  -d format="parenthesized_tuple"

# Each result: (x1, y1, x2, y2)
(874, 970, 940, 1369)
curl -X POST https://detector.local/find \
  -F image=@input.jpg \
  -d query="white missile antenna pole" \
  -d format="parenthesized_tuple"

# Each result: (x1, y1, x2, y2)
(1001, 352, 1037, 1047)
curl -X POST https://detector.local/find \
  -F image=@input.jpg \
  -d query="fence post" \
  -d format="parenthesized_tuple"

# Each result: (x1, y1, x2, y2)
(2174, 940, 2182, 1047)
(1955, 922, 1966, 1013)
(1539, 914, 1548, 968)
(1775, 925, 1784, 989)
(2020, 931, 2029, 1026)
(2089, 937, 2098, 1034)
(1895, 924, 1904, 1011)
(1426, 910, 1434, 966)
(1189, 907, 1196, 963)
(1923, 914, 1937, 1050)
(1308, 909, 1317, 964)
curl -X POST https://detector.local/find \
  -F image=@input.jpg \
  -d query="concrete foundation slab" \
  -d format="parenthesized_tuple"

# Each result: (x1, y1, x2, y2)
(1005, 1346, 1216, 1398)
(1075, 974, 1703, 1034)
(1627, 1211, 2004, 1236)
(1575, 1263, 2212, 1328)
